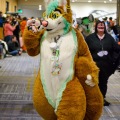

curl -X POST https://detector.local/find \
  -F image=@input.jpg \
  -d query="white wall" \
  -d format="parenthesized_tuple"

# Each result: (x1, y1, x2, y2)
(19, 9, 44, 18)
(19, 2, 117, 19)
(71, 2, 116, 18)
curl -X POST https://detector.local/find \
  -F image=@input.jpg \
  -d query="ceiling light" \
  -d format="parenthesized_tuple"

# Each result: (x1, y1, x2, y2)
(109, 0, 112, 1)
(104, 1, 107, 3)
(88, 0, 91, 3)
(72, 0, 75, 2)
(39, 5, 42, 10)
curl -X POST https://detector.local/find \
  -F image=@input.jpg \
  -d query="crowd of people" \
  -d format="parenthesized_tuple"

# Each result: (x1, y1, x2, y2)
(102, 17, 120, 42)
(0, 11, 37, 70)
(77, 16, 120, 106)
(0, 11, 34, 60)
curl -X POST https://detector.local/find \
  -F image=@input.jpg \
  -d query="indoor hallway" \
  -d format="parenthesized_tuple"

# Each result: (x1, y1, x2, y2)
(0, 53, 120, 120)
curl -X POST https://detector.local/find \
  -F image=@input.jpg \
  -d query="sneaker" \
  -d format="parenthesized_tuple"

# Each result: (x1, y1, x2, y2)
(6, 54, 13, 57)
(104, 99, 110, 106)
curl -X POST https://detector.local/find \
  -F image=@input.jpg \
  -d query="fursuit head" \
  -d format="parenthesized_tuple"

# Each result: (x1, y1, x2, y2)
(41, 0, 72, 36)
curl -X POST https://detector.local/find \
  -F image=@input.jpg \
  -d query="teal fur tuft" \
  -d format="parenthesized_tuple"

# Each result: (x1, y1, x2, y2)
(46, 0, 58, 16)
(63, 18, 71, 35)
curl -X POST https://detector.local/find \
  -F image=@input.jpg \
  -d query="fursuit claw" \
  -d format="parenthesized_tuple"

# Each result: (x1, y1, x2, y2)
(85, 74, 95, 87)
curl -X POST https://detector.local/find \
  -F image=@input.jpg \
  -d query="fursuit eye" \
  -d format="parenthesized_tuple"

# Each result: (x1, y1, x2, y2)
(52, 14, 57, 19)
(52, 13, 59, 19)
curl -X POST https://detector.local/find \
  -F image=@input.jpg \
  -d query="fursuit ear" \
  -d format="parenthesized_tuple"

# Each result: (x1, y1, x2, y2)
(44, 0, 51, 8)
(72, 11, 77, 24)
(59, 0, 67, 6)
(58, 0, 67, 12)
(88, 14, 94, 22)
(77, 17, 82, 25)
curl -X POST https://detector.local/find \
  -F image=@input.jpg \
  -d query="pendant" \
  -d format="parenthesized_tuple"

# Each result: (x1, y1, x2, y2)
(51, 63, 62, 75)
(50, 42, 57, 49)
(97, 50, 108, 57)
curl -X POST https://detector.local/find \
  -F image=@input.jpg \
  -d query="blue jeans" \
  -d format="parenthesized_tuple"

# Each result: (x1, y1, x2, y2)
(9, 50, 19, 56)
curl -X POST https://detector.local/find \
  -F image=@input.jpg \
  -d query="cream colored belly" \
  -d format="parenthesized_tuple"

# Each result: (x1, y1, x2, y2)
(40, 31, 77, 109)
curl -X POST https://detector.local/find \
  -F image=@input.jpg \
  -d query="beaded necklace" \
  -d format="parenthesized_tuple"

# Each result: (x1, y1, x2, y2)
(50, 35, 62, 75)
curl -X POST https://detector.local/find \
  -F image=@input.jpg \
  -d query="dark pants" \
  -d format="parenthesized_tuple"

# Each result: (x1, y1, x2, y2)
(97, 61, 113, 98)
(14, 34, 20, 44)
(4, 35, 13, 44)
(98, 69, 110, 98)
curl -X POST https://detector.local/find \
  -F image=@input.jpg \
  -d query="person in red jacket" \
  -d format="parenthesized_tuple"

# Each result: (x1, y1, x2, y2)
(3, 18, 18, 44)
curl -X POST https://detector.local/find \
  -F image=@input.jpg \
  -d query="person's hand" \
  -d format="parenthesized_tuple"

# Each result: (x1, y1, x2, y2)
(27, 19, 41, 33)
(15, 21, 18, 26)
(14, 21, 18, 27)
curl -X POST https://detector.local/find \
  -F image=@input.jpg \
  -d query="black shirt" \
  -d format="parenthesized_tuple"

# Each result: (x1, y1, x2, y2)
(8, 41, 19, 52)
(85, 32, 120, 75)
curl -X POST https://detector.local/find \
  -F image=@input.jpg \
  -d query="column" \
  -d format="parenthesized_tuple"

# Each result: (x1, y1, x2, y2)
(117, 0, 120, 25)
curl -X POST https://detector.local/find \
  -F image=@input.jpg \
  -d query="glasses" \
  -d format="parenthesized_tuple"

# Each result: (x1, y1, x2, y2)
(43, 11, 64, 20)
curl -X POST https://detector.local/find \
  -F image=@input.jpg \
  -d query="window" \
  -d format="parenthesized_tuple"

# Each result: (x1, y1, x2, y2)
(14, 6, 17, 12)
(6, 1, 9, 12)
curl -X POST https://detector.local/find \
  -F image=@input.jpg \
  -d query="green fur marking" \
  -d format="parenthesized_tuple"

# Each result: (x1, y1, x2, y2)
(82, 18, 90, 25)
(46, 0, 58, 16)
(63, 18, 71, 35)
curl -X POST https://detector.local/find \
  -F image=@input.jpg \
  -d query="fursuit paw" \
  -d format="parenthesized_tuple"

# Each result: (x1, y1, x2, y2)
(27, 19, 42, 33)
(85, 74, 95, 87)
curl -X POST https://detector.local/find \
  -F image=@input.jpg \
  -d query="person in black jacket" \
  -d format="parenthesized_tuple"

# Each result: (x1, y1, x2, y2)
(8, 35, 22, 56)
(85, 20, 120, 106)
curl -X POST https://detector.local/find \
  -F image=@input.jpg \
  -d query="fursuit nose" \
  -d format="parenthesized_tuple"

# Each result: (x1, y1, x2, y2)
(42, 20, 48, 27)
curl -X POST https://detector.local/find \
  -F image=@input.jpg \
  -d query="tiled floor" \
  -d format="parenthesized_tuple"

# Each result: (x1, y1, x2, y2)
(0, 53, 120, 120)
(100, 71, 120, 120)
